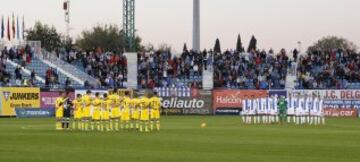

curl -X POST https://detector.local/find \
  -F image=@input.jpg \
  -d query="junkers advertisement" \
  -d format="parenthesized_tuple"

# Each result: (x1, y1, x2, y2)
(161, 91, 212, 115)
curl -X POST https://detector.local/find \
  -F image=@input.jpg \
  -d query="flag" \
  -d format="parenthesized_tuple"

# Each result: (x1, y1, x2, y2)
(22, 16, 25, 40)
(7, 16, 10, 41)
(16, 16, 20, 39)
(12, 13, 15, 39)
(1, 16, 4, 39)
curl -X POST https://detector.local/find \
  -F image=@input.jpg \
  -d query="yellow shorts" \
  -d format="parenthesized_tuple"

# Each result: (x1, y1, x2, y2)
(151, 110, 160, 120)
(140, 110, 149, 121)
(102, 111, 110, 120)
(92, 110, 101, 120)
(74, 110, 83, 119)
(131, 110, 140, 120)
(83, 107, 91, 118)
(121, 110, 130, 121)
(111, 108, 120, 118)
(55, 108, 63, 118)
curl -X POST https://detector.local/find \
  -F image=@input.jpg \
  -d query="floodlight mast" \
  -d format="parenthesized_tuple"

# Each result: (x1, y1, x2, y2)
(63, 0, 70, 42)
(123, 0, 135, 52)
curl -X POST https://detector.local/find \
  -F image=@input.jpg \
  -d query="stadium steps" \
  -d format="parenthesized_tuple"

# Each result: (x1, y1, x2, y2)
(25, 55, 82, 88)
(37, 50, 99, 87)
(5, 59, 45, 86)
(285, 61, 298, 89)
(203, 67, 214, 90)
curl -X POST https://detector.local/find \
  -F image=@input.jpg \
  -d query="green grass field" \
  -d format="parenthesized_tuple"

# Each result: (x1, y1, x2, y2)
(1, 117, 360, 162)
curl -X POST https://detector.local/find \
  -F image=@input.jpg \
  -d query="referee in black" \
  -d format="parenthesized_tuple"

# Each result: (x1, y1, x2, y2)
(62, 91, 73, 130)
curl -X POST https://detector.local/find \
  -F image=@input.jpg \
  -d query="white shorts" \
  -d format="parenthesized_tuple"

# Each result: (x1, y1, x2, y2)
(270, 110, 277, 115)
(248, 110, 256, 115)
(287, 108, 295, 116)
(310, 111, 317, 116)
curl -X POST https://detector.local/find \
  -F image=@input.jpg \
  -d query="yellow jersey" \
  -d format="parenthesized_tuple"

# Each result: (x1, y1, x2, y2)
(92, 97, 102, 120)
(101, 98, 112, 120)
(81, 94, 92, 118)
(55, 97, 64, 118)
(102, 98, 112, 111)
(82, 94, 92, 108)
(140, 97, 150, 121)
(72, 98, 83, 119)
(72, 99, 83, 112)
(150, 97, 161, 110)
(92, 97, 102, 111)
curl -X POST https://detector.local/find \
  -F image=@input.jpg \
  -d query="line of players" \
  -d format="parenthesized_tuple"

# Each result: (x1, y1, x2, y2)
(242, 95, 325, 125)
(55, 89, 161, 132)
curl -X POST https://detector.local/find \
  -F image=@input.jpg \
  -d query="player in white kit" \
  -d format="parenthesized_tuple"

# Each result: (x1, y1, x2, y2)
(260, 97, 268, 124)
(242, 96, 250, 124)
(298, 96, 306, 124)
(310, 96, 318, 125)
(317, 97, 325, 125)
(286, 95, 293, 123)
(305, 95, 313, 124)
(253, 97, 260, 124)
(248, 96, 256, 124)
(269, 95, 277, 123)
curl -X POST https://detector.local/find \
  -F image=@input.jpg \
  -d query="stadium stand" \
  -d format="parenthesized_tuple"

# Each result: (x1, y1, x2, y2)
(6, 43, 360, 90)
(296, 49, 359, 89)
(213, 49, 289, 89)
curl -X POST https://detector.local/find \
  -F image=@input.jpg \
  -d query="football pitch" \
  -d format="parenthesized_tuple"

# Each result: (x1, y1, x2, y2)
(0, 116, 360, 162)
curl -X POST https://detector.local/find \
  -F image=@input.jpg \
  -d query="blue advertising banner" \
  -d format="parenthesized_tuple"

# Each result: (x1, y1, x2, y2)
(15, 108, 54, 118)
(268, 90, 287, 98)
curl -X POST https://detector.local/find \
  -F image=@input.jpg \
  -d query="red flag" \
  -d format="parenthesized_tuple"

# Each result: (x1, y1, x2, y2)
(7, 16, 10, 41)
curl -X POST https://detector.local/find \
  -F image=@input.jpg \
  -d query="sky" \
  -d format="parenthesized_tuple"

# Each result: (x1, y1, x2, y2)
(0, 0, 359, 53)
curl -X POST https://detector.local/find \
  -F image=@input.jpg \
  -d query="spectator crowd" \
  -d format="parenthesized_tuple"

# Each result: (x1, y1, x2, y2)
(3, 44, 360, 90)
(213, 49, 289, 89)
(296, 49, 359, 89)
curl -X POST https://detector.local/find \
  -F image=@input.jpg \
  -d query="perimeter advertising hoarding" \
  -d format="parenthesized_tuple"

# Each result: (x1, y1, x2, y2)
(213, 90, 267, 115)
(291, 90, 360, 118)
(0, 87, 40, 116)
(161, 90, 212, 115)
(40, 90, 75, 109)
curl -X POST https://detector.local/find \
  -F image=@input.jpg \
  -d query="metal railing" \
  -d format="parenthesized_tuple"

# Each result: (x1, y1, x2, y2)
(36, 49, 99, 87)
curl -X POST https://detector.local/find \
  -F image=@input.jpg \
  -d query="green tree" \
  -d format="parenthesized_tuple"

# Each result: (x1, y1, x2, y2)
(247, 36, 257, 52)
(214, 38, 221, 53)
(157, 43, 172, 53)
(76, 24, 142, 52)
(308, 36, 357, 52)
(26, 21, 62, 52)
(236, 34, 244, 53)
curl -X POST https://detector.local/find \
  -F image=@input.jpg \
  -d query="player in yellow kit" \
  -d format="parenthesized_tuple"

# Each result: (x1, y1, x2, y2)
(82, 90, 92, 131)
(101, 93, 111, 131)
(131, 97, 140, 130)
(139, 94, 151, 132)
(121, 92, 131, 130)
(150, 92, 161, 131)
(109, 89, 120, 131)
(92, 92, 102, 131)
(55, 91, 66, 130)
(72, 94, 83, 130)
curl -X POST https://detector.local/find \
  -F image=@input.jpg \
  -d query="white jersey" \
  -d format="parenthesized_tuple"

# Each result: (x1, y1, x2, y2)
(318, 99, 324, 116)
(260, 98, 269, 114)
(242, 99, 252, 115)
(287, 97, 295, 115)
(253, 98, 259, 115)
(305, 97, 313, 115)
(298, 98, 305, 115)
(311, 98, 319, 115)
(269, 97, 277, 115)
